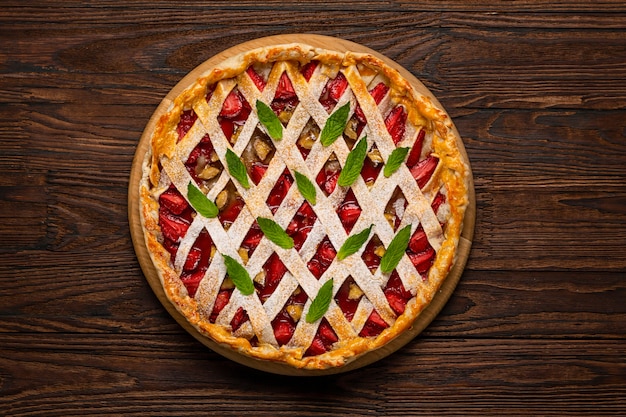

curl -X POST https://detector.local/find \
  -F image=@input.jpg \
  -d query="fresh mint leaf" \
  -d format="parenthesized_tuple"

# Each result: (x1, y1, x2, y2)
(187, 182, 218, 218)
(222, 254, 255, 296)
(256, 99, 283, 140)
(257, 217, 294, 249)
(320, 102, 350, 146)
(225, 148, 250, 189)
(337, 225, 372, 260)
(337, 136, 368, 187)
(383, 147, 410, 178)
(380, 225, 411, 273)
(294, 170, 317, 205)
(306, 278, 334, 323)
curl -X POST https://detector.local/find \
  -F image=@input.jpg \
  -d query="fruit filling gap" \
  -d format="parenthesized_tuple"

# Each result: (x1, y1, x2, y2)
(152, 56, 451, 356)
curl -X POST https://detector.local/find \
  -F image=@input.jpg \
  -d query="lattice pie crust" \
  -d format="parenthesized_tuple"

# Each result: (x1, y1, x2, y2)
(140, 43, 469, 369)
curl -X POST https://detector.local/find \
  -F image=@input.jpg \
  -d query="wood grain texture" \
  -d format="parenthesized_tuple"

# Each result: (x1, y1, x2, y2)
(1, 0, 625, 414)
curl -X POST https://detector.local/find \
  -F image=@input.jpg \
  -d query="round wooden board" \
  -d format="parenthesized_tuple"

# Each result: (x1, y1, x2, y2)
(129, 34, 475, 376)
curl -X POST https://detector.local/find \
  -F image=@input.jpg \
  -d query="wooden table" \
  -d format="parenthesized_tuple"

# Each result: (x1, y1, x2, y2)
(1, 2, 625, 415)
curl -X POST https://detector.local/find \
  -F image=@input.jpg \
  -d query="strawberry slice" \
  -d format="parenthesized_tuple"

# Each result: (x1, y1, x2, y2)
(318, 320, 338, 344)
(361, 240, 381, 272)
(385, 106, 407, 144)
(176, 109, 198, 141)
(360, 157, 382, 184)
(408, 226, 430, 254)
(301, 61, 318, 81)
(246, 66, 266, 91)
(385, 292, 407, 315)
(159, 187, 189, 215)
(359, 310, 389, 337)
(410, 155, 439, 189)
(334, 279, 360, 321)
(220, 89, 244, 118)
(275, 72, 296, 100)
(179, 269, 205, 298)
(297, 201, 316, 226)
(354, 82, 389, 123)
(337, 191, 361, 232)
(183, 247, 202, 272)
(337, 202, 361, 232)
(266, 171, 293, 213)
(219, 118, 235, 140)
(159, 212, 190, 242)
(316, 165, 338, 195)
(241, 222, 263, 250)
(161, 239, 179, 260)
(231, 307, 249, 332)
(369, 82, 389, 104)
(384, 272, 411, 315)
(305, 336, 327, 356)
(273, 317, 294, 346)
(431, 191, 446, 214)
(406, 129, 426, 168)
(249, 162, 268, 185)
(218, 195, 244, 227)
(317, 239, 336, 266)
(210, 289, 232, 322)
(326, 72, 348, 102)
(307, 258, 323, 279)
(261, 253, 287, 301)
(408, 247, 436, 275)
(308, 238, 334, 277)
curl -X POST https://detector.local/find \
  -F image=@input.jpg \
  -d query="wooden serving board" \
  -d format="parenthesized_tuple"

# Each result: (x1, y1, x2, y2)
(128, 34, 475, 376)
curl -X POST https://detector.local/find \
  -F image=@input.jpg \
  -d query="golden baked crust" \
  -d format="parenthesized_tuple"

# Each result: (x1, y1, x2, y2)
(139, 43, 469, 370)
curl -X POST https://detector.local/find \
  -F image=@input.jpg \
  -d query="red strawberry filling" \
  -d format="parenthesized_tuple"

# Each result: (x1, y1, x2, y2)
(159, 186, 190, 216)
(257, 253, 287, 303)
(210, 289, 232, 323)
(406, 129, 426, 168)
(272, 311, 295, 346)
(307, 237, 336, 279)
(360, 155, 382, 185)
(385, 106, 407, 144)
(246, 66, 266, 91)
(336, 189, 361, 233)
(361, 235, 383, 273)
(286, 201, 317, 250)
(218, 189, 245, 229)
(316, 159, 341, 196)
(359, 310, 389, 337)
(354, 82, 389, 124)
(319, 72, 348, 112)
(266, 169, 293, 214)
(305, 318, 338, 356)
(249, 162, 268, 185)
(410, 155, 439, 189)
(179, 230, 214, 297)
(270, 72, 299, 121)
(301, 61, 318, 81)
(218, 88, 251, 141)
(334, 276, 362, 322)
(176, 109, 198, 141)
(384, 272, 412, 315)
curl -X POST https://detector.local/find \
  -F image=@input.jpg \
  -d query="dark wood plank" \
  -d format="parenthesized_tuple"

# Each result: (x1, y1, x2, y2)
(1, 334, 624, 416)
(1, 10, 625, 111)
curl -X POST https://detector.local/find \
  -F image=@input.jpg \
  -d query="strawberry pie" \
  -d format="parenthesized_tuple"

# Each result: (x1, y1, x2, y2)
(139, 42, 470, 370)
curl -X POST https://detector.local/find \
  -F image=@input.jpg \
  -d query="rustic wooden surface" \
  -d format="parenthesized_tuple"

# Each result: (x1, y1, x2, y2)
(1, 1, 625, 415)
